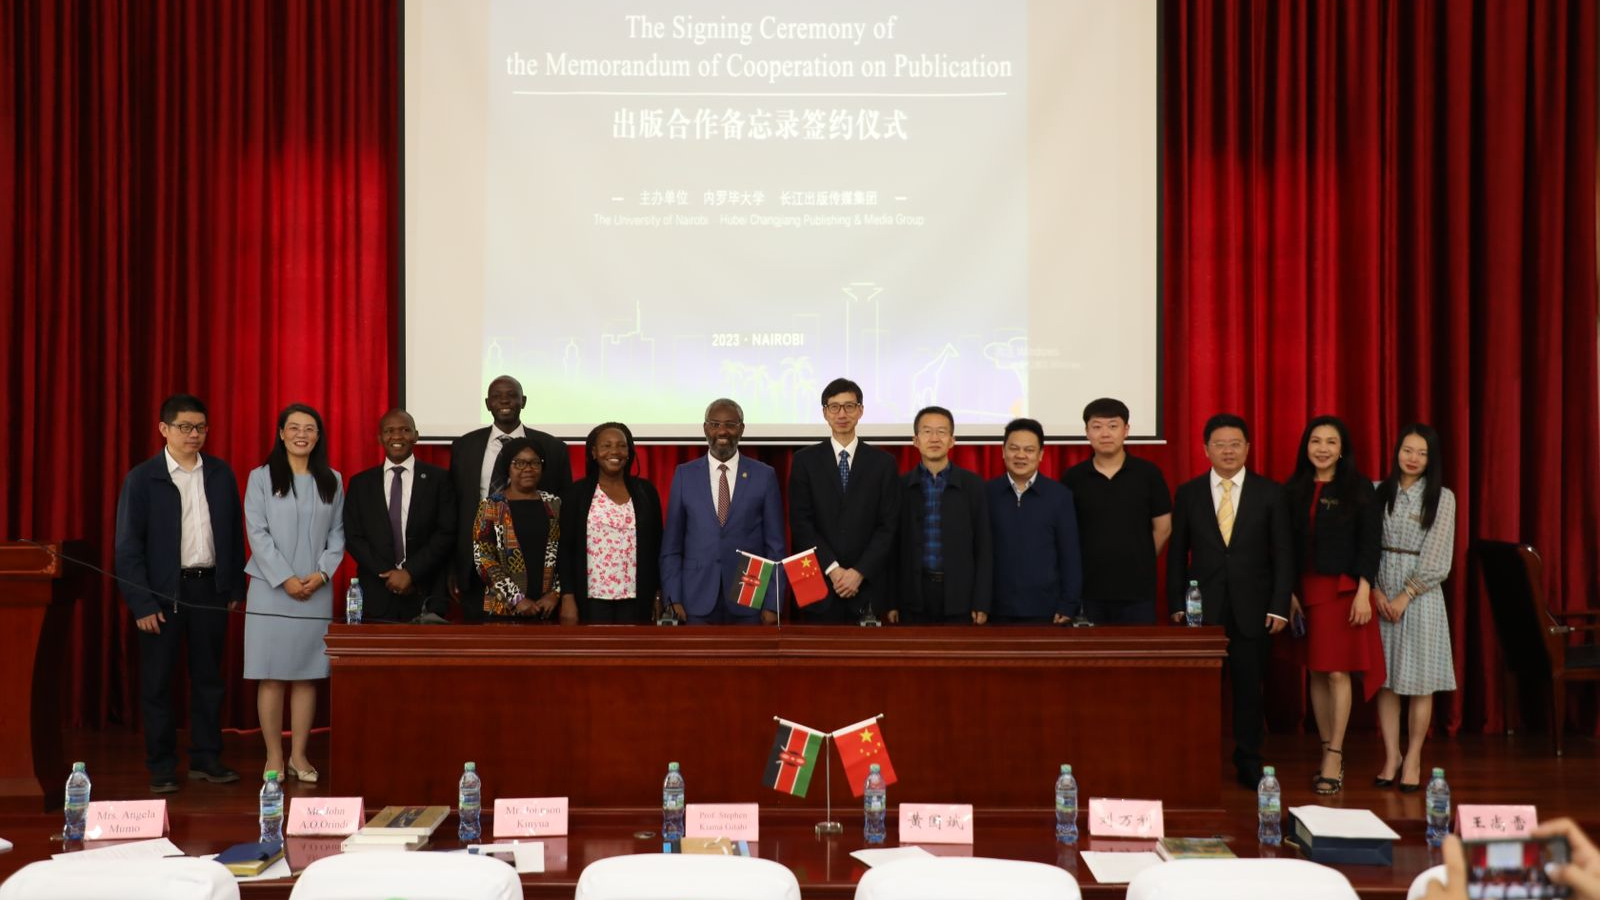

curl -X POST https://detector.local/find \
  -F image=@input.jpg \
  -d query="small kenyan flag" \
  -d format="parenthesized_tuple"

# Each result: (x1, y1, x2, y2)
(728, 551, 776, 610)
(764, 719, 824, 797)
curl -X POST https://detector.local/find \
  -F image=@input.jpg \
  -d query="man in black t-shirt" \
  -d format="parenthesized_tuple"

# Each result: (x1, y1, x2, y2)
(1061, 398, 1172, 624)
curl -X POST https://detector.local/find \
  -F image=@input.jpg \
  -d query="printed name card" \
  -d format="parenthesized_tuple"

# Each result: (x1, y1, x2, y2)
(899, 803, 974, 844)
(1459, 805, 1538, 840)
(287, 797, 365, 836)
(493, 797, 569, 838)
(1088, 798, 1164, 839)
(685, 803, 760, 841)
(84, 800, 168, 840)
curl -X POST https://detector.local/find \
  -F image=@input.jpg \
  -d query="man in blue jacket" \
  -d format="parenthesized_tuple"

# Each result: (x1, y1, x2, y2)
(987, 417, 1083, 623)
(114, 394, 246, 792)
(660, 398, 786, 623)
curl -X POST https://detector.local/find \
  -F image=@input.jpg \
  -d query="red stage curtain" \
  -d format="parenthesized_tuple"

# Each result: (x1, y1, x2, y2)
(3, 0, 1595, 739)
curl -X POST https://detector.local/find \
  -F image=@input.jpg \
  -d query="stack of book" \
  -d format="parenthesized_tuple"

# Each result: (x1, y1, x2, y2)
(341, 806, 450, 852)
(1155, 837, 1236, 861)
(215, 841, 284, 876)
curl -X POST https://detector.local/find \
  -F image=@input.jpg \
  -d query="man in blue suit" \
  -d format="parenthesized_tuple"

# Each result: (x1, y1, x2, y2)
(660, 399, 786, 624)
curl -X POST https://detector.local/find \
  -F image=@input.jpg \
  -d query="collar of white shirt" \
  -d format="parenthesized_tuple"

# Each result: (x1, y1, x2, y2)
(1211, 468, 1246, 492)
(1009, 470, 1038, 499)
(386, 455, 415, 476)
(829, 436, 860, 463)
(493, 425, 527, 445)
(708, 452, 740, 479)
(165, 448, 202, 476)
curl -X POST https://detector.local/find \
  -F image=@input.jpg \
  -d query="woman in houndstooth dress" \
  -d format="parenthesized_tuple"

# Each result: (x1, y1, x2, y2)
(1372, 424, 1457, 792)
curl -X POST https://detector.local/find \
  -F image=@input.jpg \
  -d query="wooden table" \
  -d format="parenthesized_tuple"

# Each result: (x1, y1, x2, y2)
(324, 625, 1230, 813)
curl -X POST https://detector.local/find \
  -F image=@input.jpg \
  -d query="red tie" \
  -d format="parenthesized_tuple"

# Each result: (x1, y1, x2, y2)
(717, 464, 730, 526)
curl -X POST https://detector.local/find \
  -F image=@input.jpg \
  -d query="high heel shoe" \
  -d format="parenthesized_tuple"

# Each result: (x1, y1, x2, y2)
(287, 763, 319, 784)
(1313, 748, 1344, 795)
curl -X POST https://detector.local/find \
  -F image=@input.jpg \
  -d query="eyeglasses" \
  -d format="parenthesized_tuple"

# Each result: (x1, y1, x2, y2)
(166, 422, 209, 435)
(917, 427, 952, 438)
(283, 424, 319, 436)
(704, 420, 742, 430)
(823, 402, 862, 415)
(1208, 441, 1246, 451)
(510, 458, 544, 470)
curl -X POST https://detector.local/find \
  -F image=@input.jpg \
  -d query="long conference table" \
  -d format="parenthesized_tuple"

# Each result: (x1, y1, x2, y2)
(325, 624, 1230, 814)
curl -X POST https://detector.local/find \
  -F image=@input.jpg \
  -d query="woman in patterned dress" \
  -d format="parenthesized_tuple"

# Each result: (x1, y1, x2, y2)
(559, 422, 663, 624)
(1372, 424, 1457, 792)
(473, 438, 562, 618)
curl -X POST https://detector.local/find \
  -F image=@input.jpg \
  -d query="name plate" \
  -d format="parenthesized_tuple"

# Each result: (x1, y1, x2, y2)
(1088, 798, 1164, 838)
(1459, 805, 1538, 840)
(899, 803, 974, 844)
(84, 800, 168, 840)
(685, 803, 760, 841)
(288, 797, 365, 836)
(493, 797, 569, 837)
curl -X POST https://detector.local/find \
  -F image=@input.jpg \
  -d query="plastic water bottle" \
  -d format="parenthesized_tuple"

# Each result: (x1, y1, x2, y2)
(1185, 580, 1203, 626)
(1054, 764, 1079, 844)
(1425, 767, 1451, 847)
(864, 763, 887, 844)
(1257, 766, 1282, 845)
(259, 770, 284, 843)
(345, 580, 364, 624)
(63, 762, 90, 840)
(662, 762, 686, 839)
(458, 762, 482, 841)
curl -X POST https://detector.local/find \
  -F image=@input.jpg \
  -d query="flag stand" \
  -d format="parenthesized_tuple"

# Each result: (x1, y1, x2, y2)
(815, 733, 842, 835)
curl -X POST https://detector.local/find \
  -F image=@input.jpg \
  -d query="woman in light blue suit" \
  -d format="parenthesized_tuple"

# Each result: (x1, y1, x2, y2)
(244, 403, 344, 783)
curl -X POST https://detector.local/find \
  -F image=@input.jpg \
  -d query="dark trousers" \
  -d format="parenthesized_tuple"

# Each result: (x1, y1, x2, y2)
(1224, 611, 1271, 781)
(687, 598, 764, 625)
(138, 577, 229, 776)
(898, 575, 970, 624)
(989, 614, 1056, 625)
(580, 596, 648, 624)
(1084, 599, 1156, 625)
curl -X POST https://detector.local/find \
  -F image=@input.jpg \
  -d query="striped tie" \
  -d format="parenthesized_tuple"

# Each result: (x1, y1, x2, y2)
(1217, 479, 1235, 546)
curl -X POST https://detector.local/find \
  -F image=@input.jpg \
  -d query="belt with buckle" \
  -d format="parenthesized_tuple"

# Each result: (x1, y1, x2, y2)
(179, 567, 216, 580)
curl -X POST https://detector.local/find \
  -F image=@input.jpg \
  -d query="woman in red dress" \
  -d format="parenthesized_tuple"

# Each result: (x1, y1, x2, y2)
(1287, 416, 1384, 795)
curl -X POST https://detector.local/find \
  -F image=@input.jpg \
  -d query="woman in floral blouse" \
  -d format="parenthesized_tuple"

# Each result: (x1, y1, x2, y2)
(559, 422, 663, 624)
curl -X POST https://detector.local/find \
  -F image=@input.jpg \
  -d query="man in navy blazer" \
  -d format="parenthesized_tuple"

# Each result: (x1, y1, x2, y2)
(344, 410, 456, 623)
(114, 394, 246, 793)
(660, 399, 785, 624)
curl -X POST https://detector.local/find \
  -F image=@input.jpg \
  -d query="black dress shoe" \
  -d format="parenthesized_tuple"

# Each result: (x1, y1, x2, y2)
(1398, 782, 1421, 794)
(1374, 776, 1396, 788)
(150, 774, 180, 794)
(1236, 768, 1264, 790)
(188, 762, 241, 784)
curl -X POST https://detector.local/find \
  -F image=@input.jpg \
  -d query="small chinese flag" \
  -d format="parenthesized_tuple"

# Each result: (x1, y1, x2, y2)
(832, 716, 898, 797)
(728, 551, 776, 609)
(782, 548, 828, 607)
(764, 718, 824, 797)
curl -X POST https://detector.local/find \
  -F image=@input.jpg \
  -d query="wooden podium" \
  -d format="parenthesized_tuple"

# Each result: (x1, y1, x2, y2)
(326, 625, 1228, 812)
(0, 541, 69, 812)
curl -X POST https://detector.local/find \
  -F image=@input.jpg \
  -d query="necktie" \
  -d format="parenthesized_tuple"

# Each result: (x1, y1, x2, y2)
(388, 466, 406, 564)
(716, 464, 730, 526)
(838, 449, 850, 491)
(1217, 478, 1235, 546)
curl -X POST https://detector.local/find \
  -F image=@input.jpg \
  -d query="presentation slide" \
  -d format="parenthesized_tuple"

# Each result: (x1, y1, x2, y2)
(404, 0, 1158, 441)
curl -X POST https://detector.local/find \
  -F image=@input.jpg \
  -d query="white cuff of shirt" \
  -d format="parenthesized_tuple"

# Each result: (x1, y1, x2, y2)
(824, 562, 840, 575)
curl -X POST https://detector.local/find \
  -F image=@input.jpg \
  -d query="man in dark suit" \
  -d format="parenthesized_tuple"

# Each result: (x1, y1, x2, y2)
(660, 399, 786, 624)
(114, 394, 245, 793)
(344, 410, 456, 623)
(1166, 413, 1294, 789)
(889, 406, 992, 625)
(788, 378, 899, 623)
(449, 375, 573, 620)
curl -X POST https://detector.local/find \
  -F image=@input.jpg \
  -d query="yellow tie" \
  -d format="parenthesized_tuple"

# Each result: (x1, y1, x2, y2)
(1217, 479, 1235, 546)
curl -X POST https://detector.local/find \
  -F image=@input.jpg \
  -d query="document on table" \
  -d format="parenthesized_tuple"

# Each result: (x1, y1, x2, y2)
(1079, 850, 1163, 884)
(1288, 806, 1401, 840)
(469, 841, 546, 873)
(849, 846, 936, 867)
(52, 837, 184, 863)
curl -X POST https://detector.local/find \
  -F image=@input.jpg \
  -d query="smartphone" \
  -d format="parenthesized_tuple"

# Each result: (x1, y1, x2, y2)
(1464, 836, 1571, 899)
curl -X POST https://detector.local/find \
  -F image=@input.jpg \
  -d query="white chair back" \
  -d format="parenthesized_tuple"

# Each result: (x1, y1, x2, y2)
(1406, 864, 1447, 900)
(574, 854, 801, 900)
(286, 851, 521, 900)
(0, 857, 239, 900)
(1126, 858, 1359, 900)
(852, 856, 1081, 900)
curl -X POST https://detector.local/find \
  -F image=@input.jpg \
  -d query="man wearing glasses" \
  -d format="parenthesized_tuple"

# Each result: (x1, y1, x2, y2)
(114, 394, 246, 793)
(659, 399, 786, 624)
(788, 378, 899, 623)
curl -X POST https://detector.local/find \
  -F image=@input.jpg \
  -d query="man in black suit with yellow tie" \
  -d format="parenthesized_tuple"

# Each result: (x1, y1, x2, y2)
(448, 376, 573, 619)
(344, 410, 456, 622)
(788, 378, 899, 624)
(1167, 413, 1294, 789)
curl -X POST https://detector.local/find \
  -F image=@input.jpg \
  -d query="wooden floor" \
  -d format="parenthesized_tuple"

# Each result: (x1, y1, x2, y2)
(0, 727, 1595, 897)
